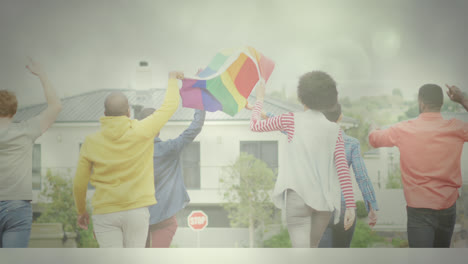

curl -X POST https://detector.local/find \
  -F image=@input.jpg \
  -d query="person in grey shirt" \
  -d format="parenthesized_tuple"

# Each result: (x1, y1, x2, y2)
(0, 58, 62, 248)
(136, 108, 205, 248)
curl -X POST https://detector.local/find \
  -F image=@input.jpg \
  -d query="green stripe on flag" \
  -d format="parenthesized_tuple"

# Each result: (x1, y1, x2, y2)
(207, 53, 229, 71)
(206, 76, 238, 116)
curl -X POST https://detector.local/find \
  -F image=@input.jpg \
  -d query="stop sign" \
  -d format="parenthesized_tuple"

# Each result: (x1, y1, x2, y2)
(187, 210, 208, 231)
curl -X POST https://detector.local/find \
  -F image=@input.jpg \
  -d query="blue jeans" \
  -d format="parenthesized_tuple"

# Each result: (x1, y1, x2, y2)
(318, 201, 356, 248)
(0, 200, 33, 248)
(406, 203, 456, 248)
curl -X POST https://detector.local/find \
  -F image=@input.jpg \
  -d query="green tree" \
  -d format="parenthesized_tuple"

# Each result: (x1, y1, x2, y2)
(344, 114, 372, 154)
(339, 96, 352, 108)
(35, 170, 98, 248)
(219, 153, 278, 248)
(392, 88, 403, 97)
(403, 101, 419, 120)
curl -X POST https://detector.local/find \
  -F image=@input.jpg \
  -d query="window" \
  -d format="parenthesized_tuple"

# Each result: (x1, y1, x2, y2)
(32, 144, 41, 190)
(181, 142, 201, 189)
(240, 141, 278, 171)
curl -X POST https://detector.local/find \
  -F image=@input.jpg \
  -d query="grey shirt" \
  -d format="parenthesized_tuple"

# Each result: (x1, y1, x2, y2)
(0, 116, 42, 201)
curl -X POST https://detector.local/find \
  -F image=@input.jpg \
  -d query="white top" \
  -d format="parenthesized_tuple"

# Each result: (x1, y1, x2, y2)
(273, 110, 342, 224)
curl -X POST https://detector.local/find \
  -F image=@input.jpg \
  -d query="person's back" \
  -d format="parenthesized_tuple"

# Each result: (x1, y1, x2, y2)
(73, 71, 183, 248)
(80, 116, 162, 214)
(276, 110, 341, 211)
(0, 118, 41, 201)
(249, 72, 356, 248)
(376, 112, 466, 208)
(0, 59, 62, 248)
(136, 108, 205, 248)
(317, 103, 379, 248)
(369, 83, 468, 248)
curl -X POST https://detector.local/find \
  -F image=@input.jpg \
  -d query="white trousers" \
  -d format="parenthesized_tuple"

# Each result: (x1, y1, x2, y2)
(285, 190, 332, 248)
(92, 207, 150, 248)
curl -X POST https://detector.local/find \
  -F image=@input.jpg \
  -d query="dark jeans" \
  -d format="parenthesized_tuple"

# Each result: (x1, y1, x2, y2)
(0, 200, 33, 248)
(406, 203, 457, 248)
(318, 201, 357, 248)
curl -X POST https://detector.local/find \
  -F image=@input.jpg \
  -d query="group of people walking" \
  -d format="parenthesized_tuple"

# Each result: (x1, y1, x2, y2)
(1, 58, 467, 249)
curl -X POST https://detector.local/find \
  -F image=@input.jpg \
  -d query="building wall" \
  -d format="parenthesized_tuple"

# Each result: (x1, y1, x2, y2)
(32, 120, 285, 205)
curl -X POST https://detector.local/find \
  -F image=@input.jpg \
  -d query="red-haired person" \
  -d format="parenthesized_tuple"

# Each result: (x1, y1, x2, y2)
(0, 58, 62, 248)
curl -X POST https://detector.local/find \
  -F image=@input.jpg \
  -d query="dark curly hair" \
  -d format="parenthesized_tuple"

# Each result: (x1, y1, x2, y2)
(297, 71, 337, 111)
(322, 103, 342, 122)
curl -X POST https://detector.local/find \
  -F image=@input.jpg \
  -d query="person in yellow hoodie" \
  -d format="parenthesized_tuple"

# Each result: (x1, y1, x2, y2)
(73, 71, 183, 248)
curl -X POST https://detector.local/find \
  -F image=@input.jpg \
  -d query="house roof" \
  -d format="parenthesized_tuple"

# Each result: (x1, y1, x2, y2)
(14, 88, 359, 125)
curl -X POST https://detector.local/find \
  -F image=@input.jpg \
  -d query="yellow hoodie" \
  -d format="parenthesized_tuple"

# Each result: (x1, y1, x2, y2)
(73, 79, 180, 215)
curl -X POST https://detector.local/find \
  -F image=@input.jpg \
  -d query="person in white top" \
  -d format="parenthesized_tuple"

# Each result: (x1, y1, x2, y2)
(249, 71, 356, 247)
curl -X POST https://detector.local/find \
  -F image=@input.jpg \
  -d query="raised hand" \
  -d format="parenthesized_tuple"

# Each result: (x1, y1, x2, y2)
(26, 57, 46, 77)
(169, 71, 184, 80)
(445, 84, 466, 104)
(196, 68, 204, 76)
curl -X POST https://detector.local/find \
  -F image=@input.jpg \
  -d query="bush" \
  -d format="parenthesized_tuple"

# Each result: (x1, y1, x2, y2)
(355, 200, 368, 218)
(262, 227, 292, 248)
(35, 170, 98, 248)
(350, 219, 386, 248)
(391, 237, 409, 248)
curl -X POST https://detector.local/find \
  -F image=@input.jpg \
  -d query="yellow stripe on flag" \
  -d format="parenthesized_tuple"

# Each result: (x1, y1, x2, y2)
(220, 71, 247, 112)
(227, 53, 248, 80)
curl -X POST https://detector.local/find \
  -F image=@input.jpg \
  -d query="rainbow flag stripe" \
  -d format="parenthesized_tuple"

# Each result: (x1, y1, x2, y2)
(180, 47, 275, 116)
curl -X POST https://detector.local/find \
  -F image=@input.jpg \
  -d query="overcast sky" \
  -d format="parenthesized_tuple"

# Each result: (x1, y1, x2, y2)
(1, 0, 467, 107)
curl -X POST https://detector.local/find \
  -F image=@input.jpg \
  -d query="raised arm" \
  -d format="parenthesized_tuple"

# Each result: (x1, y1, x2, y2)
(164, 109, 206, 154)
(368, 124, 400, 148)
(26, 58, 62, 134)
(137, 71, 181, 138)
(446, 84, 468, 141)
(446, 84, 468, 112)
(249, 81, 294, 141)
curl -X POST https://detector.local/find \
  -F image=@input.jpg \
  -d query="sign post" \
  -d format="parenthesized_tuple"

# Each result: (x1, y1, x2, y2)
(187, 210, 208, 248)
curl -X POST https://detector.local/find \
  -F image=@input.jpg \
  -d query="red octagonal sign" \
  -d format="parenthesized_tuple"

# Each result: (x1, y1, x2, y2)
(187, 210, 208, 231)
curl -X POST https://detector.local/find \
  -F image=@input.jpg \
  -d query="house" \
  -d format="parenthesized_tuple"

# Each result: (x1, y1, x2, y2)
(15, 86, 358, 247)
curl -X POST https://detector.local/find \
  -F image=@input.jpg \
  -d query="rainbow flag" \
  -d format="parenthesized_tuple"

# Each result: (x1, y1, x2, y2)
(180, 47, 275, 116)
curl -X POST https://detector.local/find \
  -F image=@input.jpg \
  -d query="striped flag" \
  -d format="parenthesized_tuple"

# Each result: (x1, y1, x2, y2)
(180, 47, 275, 116)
